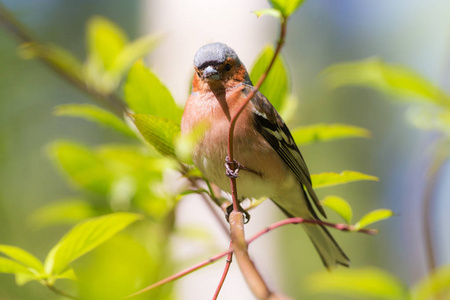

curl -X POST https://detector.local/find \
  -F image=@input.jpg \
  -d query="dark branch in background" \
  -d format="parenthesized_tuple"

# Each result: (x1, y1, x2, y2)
(44, 282, 79, 300)
(423, 147, 446, 281)
(0, 2, 127, 117)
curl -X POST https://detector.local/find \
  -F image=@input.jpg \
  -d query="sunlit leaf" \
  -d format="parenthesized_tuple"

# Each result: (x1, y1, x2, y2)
(305, 267, 410, 299)
(15, 273, 40, 286)
(87, 16, 127, 71)
(132, 114, 180, 157)
(19, 42, 83, 82)
(321, 196, 353, 224)
(253, 8, 282, 19)
(292, 123, 371, 145)
(0, 257, 35, 275)
(312, 171, 379, 189)
(279, 94, 299, 124)
(0, 245, 43, 273)
(28, 199, 97, 229)
(55, 268, 77, 281)
(324, 57, 450, 107)
(412, 265, 450, 300)
(49, 141, 114, 195)
(44, 212, 142, 276)
(125, 61, 182, 122)
(269, 0, 305, 17)
(354, 209, 395, 230)
(54, 104, 136, 137)
(111, 34, 161, 75)
(250, 45, 290, 111)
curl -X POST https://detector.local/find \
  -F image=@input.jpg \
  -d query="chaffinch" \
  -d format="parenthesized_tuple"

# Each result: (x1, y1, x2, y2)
(181, 42, 349, 269)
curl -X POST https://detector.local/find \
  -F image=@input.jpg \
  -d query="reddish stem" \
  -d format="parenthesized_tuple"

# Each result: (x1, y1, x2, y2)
(124, 216, 376, 298)
(227, 17, 288, 212)
(212, 242, 233, 300)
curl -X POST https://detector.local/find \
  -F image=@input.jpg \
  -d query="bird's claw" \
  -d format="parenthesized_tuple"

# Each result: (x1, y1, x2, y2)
(225, 203, 251, 224)
(225, 156, 262, 178)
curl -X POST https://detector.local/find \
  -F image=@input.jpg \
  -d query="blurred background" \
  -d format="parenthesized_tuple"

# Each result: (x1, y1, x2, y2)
(1, 0, 450, 299)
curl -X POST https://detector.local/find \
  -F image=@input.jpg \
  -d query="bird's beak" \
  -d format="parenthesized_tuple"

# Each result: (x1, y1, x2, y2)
(202, 65, 220, 81)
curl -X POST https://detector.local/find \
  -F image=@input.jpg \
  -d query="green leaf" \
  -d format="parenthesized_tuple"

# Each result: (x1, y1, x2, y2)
(174, 121, 209, 164)
(253, 8, 282, 19)
(0, 245, 43, 274)
(324, 57, 450, 108)
(250, 45, 290, 111)
(54, 104, 136, 137)
(125, 61, 182, 122)
(49, 141, 115, 195)
(269, 0, 305, 17)
(0, 257, 35, 275)
(354, 209, 395, 230)
(312, 171, 379, 189)
(28, 199, 97, 229)
(87, 16, 127, 71)
(412, 265, 450, 300)
(321, 196, 353, 224)
(19, 42, 83, 82)
(111, 34, 161, 75)
(44, 212, 142, 276)
(305, 267, 410, 300)
(291, 123, 371, 145)
(132, 114, 180, 157)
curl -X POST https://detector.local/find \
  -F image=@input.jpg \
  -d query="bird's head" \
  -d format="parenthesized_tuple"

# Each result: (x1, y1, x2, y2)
(192, 43, 252, 90)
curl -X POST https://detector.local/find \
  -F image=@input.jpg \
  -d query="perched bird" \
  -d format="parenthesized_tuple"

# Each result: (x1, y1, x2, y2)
(181, 42, 349, 269)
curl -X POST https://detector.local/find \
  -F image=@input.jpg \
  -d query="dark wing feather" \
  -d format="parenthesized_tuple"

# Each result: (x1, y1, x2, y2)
(250, 90, 327, 218)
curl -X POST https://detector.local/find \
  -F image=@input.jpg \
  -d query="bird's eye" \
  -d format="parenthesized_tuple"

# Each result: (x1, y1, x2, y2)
(224, 64, 232, 71)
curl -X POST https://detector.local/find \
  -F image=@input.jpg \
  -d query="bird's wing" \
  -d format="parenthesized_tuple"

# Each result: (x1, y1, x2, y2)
(250, 90, 326, 218)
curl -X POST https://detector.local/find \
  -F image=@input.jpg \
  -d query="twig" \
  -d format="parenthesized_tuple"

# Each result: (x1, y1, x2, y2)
(0, 2, 127, 117)
(124, 216, 375, 298)
(44, 283, 79, 300)
(124, 248, 232, 299)
(224, 15, 288, 300)
(213, 242, 233, 300)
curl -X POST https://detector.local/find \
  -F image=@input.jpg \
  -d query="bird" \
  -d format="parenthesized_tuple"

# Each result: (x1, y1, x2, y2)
(181, 42, 350, 269)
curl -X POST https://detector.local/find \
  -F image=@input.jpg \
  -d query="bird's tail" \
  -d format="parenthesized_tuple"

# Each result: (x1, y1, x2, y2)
(301, 222, 350, 269)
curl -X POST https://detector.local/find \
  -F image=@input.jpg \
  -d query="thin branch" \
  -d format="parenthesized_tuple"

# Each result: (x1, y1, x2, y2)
(423, 146, 447, 276)
(44, 283, 79, 300)
(124, 248, 232, 299)
(213, 242, 233, 300)
(124, 216, 375, 298)
(0, 2, 127, 117)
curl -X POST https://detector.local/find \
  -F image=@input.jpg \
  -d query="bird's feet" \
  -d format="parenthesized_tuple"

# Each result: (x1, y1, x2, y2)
(224, 156, 262, 179)
(225, 203, 251, 224)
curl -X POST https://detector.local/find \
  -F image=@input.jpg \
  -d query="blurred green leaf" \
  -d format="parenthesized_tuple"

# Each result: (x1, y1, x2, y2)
(278, 94, 298, 124)
(174, 121, 209, 164)
(111, 34, 161, 75)
(87, 16, 127, 71)
(0, 245, 43, 274)
(269, 0, 305, 17)
(412, 265, 450, 300)
(305, 267, 410, 299)
(253, 8, 282, 19)
(354, 209, 395, 230)
(125, 61, 182, 122)
(44, 212, 142, 276)
(324, 57, 450, 107)
(19, 42, 83, 82)
(15, 273, 40, 286)
(132, 114, 180, 157)
(49, 141, 115, 195)
(292, 123, 371, 145)
(55, 104, 136, 137)
(250, 45, 289, 111)
(55, 268, 77, 281)
(312, 171, 379, 189)
(28, 199, 97, 229)
(0, 257, 34, 275)
(321, 196, 353, 224)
